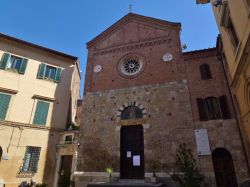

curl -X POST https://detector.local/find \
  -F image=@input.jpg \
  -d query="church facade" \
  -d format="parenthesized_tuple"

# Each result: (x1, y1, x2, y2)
(75, 13, 249, 187)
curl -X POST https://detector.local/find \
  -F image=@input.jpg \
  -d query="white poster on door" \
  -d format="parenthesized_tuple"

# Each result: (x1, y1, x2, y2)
(133, 155, 140, 166)
(195, 129, 211, 155)
(127, 151, 131, 158)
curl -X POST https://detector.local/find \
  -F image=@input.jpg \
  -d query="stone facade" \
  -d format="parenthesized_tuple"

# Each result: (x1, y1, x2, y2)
(78, 80, 193, 171)
(75, 13, 249, 187)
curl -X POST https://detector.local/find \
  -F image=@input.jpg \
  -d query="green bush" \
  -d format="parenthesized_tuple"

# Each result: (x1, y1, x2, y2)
(171, 143, 203, 187)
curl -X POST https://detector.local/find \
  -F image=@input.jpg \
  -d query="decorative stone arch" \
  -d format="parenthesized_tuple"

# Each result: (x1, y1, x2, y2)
(116, 101, 147, 120)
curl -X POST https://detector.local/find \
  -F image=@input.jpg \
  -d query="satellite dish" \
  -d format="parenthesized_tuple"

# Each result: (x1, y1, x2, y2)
(182, 44, 187, 50)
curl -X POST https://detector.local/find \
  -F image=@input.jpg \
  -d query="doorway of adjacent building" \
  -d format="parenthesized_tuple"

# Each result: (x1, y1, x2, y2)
(0, 146, 2, 162)
(58, 155, 73, 187)
(212, 148, 238, 187)
(120, 125, 144, 179)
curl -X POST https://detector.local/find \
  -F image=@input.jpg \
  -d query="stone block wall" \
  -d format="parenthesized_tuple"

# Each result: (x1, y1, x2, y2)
(77, 80, 194, 174)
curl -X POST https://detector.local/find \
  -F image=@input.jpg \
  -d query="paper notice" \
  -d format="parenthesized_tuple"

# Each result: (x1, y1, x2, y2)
(133, 155, 140, 166)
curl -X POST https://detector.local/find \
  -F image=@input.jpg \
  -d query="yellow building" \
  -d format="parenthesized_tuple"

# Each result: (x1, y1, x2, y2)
(0, 33, 81, 187)
(197, 0, 250, 166)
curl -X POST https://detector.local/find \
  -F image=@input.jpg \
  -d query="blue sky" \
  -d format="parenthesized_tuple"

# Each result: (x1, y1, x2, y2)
(0, 0, 218, 96)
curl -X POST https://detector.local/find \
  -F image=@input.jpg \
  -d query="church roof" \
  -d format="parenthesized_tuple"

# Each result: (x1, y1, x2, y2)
(87, 13, 181, 48)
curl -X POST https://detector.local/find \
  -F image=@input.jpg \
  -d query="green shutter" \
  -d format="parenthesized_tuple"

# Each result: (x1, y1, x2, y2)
(33, 101, 49, 125)
(0, 93, 11, 120)
(0, 53, 10, 69)
(22, 147, 31, 172)
(19, 58, 28, 74)
(54, 67, 62, 82)
(37, 63, 46, 79)
(31, 147, 41, 172)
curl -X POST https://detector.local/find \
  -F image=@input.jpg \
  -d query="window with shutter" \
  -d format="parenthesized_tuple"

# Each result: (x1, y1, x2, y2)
(33, 100, 50, 125)
(200, 64, 212, 80)
(0, 53, 28, 74)
(0, 53, 10, 69)
(21, 146, 41, 173)
(219, 95, 231, 119)
(197, 98, 208, 121)
(37, 63, 62, 83)
(55, 67, 62, 82)
(44, 65, 56, 80)
(0, 93, 11, 120)
(205, 97, 221, 120)
(227, 18, 239, 50)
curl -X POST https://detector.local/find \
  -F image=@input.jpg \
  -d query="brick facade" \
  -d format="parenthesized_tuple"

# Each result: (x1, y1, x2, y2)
(75, 13, 249, 187)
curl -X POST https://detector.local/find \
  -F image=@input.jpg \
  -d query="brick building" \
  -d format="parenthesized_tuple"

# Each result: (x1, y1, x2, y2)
(74, 13, 249, 187)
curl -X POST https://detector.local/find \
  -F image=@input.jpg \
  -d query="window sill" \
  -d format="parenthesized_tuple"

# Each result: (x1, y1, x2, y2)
(1, 68, 20, 75)
(38, 77, 58, 84)
(200, 118, 232, 122)
(64, 141, 73, 144)
(17, 171, 36, 178)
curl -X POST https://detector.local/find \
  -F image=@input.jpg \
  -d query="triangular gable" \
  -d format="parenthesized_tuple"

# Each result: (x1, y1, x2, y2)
(87, 13, 181, 49)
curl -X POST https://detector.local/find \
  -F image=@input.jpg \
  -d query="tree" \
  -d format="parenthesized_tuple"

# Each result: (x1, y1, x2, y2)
(171, 143, 203, 187)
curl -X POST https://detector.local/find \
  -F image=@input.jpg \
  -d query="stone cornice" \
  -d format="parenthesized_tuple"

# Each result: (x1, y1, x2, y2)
(0, 120, 64, 132)
(93, 36, 171, 56)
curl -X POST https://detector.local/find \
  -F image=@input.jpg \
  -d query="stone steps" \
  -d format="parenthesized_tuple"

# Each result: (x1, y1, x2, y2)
(87, 182, 166, 187)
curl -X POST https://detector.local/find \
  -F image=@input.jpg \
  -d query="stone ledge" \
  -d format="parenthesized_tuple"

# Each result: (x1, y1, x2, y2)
(0, 120, 64, 131)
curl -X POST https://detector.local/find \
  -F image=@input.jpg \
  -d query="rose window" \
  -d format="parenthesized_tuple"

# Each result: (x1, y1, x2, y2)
(123, 59, 141, 74)
(118, 56, 144, 77)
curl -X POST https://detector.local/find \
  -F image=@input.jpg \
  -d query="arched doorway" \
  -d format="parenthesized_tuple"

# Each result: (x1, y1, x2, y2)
(212, 148, 238, 187)
(120, 106, 144, 179)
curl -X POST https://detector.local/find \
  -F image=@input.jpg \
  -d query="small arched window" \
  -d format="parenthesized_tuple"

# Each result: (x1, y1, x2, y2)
(121, 106, 143, 120)
(0, 146, 2, 162)
(200, 64, 212, 80)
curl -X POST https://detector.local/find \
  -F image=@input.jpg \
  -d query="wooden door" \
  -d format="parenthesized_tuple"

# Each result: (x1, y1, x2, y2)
(120, 125, 144, 179)
(58, 155, 73, 187)
(212, 148, 238, 187)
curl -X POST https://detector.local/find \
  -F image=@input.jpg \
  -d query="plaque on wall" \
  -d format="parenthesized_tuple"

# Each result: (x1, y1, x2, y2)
(127, 151, 131, 158)
(195, 129, 211, 155)
(133, 155, 140, 166)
